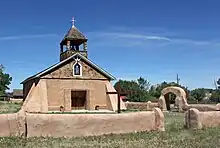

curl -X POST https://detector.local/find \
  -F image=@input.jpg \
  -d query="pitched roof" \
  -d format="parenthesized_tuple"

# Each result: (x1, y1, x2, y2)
(13, 89, 23, 97)
(21, 53, 116, 84)
(61, 26, 87, 43)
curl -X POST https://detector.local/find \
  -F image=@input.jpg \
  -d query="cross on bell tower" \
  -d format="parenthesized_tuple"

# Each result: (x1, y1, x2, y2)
(60, 17, 88, 61)
(71, 17, 76, 27)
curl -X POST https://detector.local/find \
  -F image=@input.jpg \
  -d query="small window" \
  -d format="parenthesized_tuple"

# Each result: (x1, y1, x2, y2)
(73, 62, 82, 76)
(74, 63, 80, 75)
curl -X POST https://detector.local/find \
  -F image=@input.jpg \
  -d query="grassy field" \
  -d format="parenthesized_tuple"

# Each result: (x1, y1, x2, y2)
(0, 101, 22, 114)
(0, 102, 220, 147)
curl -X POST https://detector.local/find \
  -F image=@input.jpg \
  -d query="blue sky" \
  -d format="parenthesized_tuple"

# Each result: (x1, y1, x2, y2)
(0, 0, 220, 91)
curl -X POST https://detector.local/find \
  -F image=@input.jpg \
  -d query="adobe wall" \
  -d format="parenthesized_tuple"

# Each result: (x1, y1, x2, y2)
(183, 104, 218, 112)
(21, 79, 48, 113)
(26, 108, 164, 138)
(0, 108, 164, 138)
(22, 79, 126, 112)
(0, 110, 26, 137)
(22, 79, 48, 113)
(9, 98, 23, 103)
(125, 102, 159, 111)
(185, 108, 220, 129)
(46, 79, 108, 111)
(159, 86, 189, 112)
(105, 81, 126, 111)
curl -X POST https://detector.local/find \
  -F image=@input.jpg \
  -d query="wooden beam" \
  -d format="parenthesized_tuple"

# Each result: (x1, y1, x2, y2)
(106, 92, 127, 95)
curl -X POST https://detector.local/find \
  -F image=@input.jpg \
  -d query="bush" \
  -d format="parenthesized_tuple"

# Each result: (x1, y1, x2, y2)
(148, 97, 159, 103)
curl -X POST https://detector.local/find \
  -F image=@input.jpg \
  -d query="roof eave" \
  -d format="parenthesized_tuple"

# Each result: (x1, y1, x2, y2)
(20, 76, 38, 84)
(20, 52, 116, 84)
(78, 53, 116, 81)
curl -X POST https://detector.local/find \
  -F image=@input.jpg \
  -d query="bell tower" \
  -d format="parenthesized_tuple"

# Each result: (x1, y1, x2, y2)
(60, 17, 88, 61)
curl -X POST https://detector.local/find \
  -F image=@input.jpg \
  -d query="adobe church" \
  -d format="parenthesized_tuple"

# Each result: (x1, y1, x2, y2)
(21, 18, 126, 113)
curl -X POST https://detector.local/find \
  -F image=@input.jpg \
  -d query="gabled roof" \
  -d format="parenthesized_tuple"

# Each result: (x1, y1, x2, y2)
(21, 53, 116, 84)
(61, 26, 87, 43)
(13, 89, 23, 97)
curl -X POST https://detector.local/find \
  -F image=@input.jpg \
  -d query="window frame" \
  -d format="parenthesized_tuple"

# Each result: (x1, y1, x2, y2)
(73, 57, 82, 76)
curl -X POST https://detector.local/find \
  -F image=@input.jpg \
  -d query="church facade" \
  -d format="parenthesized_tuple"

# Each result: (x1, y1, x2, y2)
(21, 19, 126, 112)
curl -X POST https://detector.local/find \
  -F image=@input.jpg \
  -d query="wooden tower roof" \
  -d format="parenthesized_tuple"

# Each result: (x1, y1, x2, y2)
(60, 17, 87, 46)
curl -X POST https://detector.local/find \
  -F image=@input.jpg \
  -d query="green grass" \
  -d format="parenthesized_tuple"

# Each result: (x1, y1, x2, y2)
(0, 101, 22, 114)
(1, 103, 220, 147)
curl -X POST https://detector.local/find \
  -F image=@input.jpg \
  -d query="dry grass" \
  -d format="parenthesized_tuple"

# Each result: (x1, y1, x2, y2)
(0, 103, 220, 147)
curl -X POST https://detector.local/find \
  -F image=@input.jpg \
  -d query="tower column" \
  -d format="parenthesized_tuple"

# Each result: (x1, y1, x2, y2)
(67, 40, 71, 50)
(60, 44, 63, 53)
(83, 42, 87, 51)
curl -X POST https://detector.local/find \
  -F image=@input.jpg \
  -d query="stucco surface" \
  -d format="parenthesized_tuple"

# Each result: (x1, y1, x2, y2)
(22, 79, 48, 113)
(159, 86, 189, 112)
(0, 110, 26, 137)
(184, 104, 217, 112)
(22, 78, 125, 112)
(185, 108, 220, 129)
(22, 47, 121, 112)
(22, 80, 48, 112)
(125, 102, 159, 111)
(0, 108, 164, 138)
(200, 111, 220, 128)
(154, 108, 165, 131)
(46, 79, 107, 111)
(161, 86, 186, 98)
(105, 81, 126, 111)
(26, 109, 164, 138)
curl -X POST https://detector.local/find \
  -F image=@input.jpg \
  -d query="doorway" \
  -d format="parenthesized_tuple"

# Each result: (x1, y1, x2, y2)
(164, 92, 176, 111)
(71, 90, 87, 110)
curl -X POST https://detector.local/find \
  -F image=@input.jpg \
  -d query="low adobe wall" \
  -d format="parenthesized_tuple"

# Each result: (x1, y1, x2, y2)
(0, 110, 26, 137)
(185, 108, 220, 129)
(26, 108, 164, 138)
(183, 104, 220, 112)
(0, 108, 164, 138)
(9, 98, 23, 103)
(125, 102, 159, 111)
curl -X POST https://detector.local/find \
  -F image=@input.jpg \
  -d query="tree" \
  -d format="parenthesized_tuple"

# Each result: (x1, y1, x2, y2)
(0, 65, 12, 96)
(211, 78, 220, 102)
(114, 77, 152, 102)
(217, 78, 220, 89)
(137, 77, 150, 91)
(190, 88, 206, 102)
(149, 81, 189, 98)
(149, 81, 168, 98)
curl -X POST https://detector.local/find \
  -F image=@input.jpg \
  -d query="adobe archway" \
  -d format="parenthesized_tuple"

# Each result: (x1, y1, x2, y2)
(158, 86, 189, 112)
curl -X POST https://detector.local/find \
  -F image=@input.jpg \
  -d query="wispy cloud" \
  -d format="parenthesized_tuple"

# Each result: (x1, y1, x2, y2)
(0, 33, 59, 41)
(87, 27, 220, 48)
(88, 32, 171, 42)
(97, 32, 172, 41)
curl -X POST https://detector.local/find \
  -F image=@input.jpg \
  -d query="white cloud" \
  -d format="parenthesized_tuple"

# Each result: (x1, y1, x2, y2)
(0, 33, 59, 41)
(88, 32, 171, 42)
(86, 28, 220, 47)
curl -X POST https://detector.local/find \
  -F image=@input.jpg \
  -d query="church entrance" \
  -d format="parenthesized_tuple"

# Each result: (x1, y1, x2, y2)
(71, 90, 87, 110)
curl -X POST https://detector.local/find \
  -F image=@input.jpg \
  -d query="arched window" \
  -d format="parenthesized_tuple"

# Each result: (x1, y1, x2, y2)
(73, 62, 82, 76)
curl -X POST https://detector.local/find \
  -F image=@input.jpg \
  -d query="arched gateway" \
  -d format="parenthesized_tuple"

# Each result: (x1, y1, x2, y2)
(158, 86, 189, 112)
